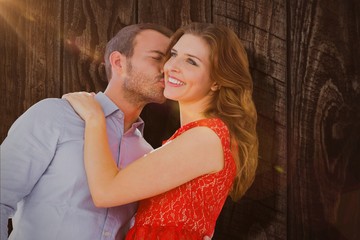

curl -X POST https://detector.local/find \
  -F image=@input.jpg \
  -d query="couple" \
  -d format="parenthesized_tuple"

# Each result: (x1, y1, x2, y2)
(1, 22, 258, 239)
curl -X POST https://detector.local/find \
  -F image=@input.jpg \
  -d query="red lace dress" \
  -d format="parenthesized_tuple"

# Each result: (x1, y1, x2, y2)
(125, 118, 236, 240)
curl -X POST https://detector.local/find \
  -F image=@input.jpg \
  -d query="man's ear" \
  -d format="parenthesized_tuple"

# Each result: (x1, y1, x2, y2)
(109, 51, 125, 71)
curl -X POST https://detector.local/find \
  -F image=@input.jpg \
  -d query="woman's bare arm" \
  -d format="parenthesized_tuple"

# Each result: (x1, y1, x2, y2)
(63, 92, 224, 207)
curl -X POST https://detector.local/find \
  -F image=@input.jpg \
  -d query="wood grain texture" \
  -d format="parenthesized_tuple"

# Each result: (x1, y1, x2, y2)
(0, 0, 62, 142)
(62, 0, 136, 93)
(137, 0, 212, 30)
(288, 0, 360, 239)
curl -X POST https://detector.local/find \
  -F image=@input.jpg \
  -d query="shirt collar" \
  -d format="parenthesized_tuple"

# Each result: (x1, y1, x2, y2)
(129, 119, 145, 134)
(95, 92, 145, 134)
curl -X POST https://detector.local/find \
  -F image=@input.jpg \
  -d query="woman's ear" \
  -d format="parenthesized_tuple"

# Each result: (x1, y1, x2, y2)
(211, 82, 220, 91)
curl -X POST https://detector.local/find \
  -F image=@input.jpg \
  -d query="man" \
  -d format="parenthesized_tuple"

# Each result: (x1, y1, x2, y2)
(0, 23, 172, 240)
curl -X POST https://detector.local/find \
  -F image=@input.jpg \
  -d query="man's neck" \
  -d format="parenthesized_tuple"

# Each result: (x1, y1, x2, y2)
(104, 89, 144, 132)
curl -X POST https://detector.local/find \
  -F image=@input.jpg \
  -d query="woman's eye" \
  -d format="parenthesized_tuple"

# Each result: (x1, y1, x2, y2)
(187, 58, 197, 66)
(170, 52, 177, 57)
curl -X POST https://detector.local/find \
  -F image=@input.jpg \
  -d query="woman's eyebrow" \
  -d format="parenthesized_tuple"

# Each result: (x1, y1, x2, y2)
(185, 54, 203, 62)
(171, 49, 202, 62)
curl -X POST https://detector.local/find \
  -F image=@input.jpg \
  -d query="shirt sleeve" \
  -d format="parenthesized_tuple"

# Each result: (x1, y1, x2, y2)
(0, 99, 63, 239)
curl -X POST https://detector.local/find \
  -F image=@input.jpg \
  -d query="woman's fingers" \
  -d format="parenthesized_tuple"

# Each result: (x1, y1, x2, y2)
(62, 92, 103, 121)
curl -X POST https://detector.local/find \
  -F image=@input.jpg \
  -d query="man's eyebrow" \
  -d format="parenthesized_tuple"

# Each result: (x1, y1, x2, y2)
(149, 50, 166, 56)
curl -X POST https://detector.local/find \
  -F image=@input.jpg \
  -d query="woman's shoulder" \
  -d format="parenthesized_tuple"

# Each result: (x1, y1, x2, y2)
(192, 118, 227, 128)
(165, 118, 229, 143)
(185, 118, 229, 139)
(179, 117, 226, 131)
(163, 118, 229, 152)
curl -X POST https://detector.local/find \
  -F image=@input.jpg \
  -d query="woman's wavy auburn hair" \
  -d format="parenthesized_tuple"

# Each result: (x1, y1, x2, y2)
(166, 22, 259, 201)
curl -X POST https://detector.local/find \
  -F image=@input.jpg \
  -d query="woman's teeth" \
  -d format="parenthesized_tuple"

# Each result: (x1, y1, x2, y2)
(168, 77, 185, 85)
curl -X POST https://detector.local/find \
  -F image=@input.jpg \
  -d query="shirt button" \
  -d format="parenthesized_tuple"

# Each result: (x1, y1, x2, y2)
(103, 231, 111, 237)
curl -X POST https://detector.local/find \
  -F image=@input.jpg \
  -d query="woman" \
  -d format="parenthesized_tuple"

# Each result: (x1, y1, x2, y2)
(63, 22, 258, 239)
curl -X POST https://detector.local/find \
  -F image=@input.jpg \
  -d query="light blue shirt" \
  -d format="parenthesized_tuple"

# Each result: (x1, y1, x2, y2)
(0, 92, 153, 240)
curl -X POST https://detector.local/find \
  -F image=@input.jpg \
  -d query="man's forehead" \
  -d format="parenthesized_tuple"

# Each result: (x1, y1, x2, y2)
(133, 31, 169, 54)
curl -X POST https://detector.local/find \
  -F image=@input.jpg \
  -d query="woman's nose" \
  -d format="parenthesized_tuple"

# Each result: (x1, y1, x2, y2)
(165, 58, 180, 73)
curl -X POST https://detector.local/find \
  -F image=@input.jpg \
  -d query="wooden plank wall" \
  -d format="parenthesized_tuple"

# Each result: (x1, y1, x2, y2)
(288, 0, 360, 239)
(0, 0, 359, 239)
